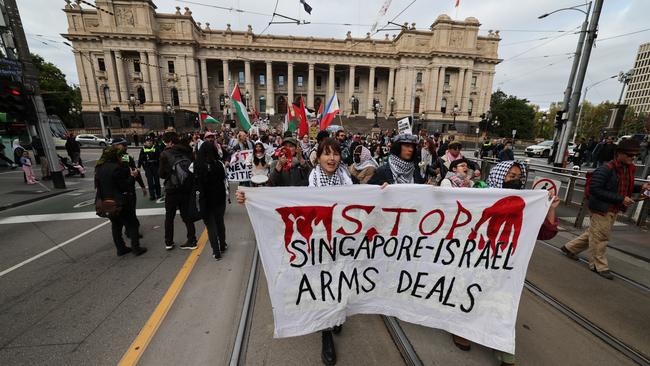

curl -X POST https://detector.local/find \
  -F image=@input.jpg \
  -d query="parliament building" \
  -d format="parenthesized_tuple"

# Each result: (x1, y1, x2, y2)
(62, 0, 501, 133)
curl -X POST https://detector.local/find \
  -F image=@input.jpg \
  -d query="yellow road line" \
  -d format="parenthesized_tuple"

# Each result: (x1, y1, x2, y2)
(118, 229, 208, 366)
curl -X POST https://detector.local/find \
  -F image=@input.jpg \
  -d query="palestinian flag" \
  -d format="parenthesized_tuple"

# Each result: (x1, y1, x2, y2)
(200, 113, 219, 124)
(230, 84, 252, 131)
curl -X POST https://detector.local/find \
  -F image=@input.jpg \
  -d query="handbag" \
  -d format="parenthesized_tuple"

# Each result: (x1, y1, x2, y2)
(95, 198, 122, 219)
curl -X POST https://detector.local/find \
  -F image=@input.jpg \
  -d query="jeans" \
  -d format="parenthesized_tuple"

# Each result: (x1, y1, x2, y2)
(111, 199, 140, 252)
(144, 165, 161, 198)
(203, 203, 227, 255)
(164, 191, 196, 245)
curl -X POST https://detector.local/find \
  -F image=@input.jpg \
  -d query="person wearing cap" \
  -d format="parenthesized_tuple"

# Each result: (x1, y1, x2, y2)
(267, 136, 311, 187)
(367, 133, 424, 185)
(441, 141, 481, 178)
(138, 137, 161, 201)
(562, 138, 650, 280)
(440, 158, 473, 188)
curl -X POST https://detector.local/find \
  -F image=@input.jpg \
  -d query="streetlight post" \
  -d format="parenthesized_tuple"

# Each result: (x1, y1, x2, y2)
(617, 69, 634, 105)
(127, 94, 140, 128)
(165, 104, 175, 129)
(372, 99, 383, 128)
(539, 113, 547, 138)
(389, 97, 395, 117)
(573, 74, 617, 143)
(69, 106, 82, 128)
(449, 104, 459, 131)
(63, 42, 106, 138)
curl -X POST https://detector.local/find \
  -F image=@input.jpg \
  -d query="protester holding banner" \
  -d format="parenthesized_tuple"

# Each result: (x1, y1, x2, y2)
(268, 136, 311, 187)
(195, 134, 228, 261)
(440, 158, 473, 188)
(348, 145, 378, 184)
(368, 134, 424, 185)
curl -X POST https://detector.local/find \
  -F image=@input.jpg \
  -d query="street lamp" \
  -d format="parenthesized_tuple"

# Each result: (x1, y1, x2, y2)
(244, 91, 250, 111)
(573, 74, 617, 142)
(539, 112, 548, 137)
(372, 99, 382, 128)
(449, 103, 459, 131)
(165, 103, 175, 129)
(616, 69, 634, 104)
(389, 97, 395, 117)
(201, 90, 208, 111)
(69, 106, 82, 128)
(349, 95, 357, 115)
(127, 94, 140, 128)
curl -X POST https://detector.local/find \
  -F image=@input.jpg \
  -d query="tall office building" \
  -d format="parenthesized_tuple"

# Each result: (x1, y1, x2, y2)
(624, 42, 650, 113)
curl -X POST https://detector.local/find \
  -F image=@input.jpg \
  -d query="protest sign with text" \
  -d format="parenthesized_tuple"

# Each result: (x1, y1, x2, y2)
(228, 149, 252, 182)
(243, 185, 549, 354)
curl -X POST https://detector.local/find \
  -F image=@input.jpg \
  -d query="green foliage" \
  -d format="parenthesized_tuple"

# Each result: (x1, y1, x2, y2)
(621, 106, 647, 135)
(31, 53, 82, 128)
(489, 90, 536, 139)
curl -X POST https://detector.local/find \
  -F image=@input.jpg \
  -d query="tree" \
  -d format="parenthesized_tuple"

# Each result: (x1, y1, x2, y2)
(489, 90, 536, 139)
(31, 53, 82, 128)
(621, 106, 647, 135)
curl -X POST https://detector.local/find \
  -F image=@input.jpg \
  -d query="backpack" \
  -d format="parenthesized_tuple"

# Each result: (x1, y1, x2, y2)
(169, 155, 193, 189)
(584, 162, 612, 199)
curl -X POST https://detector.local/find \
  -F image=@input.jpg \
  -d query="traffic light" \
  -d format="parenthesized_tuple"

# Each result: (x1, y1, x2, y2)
(554, 110, 564, 129)
(0, 80, 29, 122)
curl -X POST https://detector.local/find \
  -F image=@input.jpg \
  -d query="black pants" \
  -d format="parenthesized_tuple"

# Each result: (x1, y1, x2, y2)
(144, 165, 161, 198)
(203, 203, 227, 256)
(164, 191, 196, 245)
(111, 200, 140, 251)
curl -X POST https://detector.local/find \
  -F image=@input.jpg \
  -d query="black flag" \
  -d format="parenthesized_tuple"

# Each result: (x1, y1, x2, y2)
(300, 0, 312, 14)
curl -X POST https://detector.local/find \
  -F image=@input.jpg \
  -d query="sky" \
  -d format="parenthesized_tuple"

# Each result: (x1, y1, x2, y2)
(17, 0, 650, 111)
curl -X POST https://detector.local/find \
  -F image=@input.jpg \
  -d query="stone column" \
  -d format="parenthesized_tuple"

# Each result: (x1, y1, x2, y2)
(436, 67, 446, 112)
(307, 63, 315, 108)
(103, 50, 119, 104)
(482, 72, 495, 114)
(404, 68, 415, 115)
(287, 62, 294, 104)
(347, 65, 355, 114)
(266, 61, 274, 115)
(427, 66, 440, 112)
(386, 67, 395, 113)
(114, 51, 128, 102)
(222, 60, 230, 95)
(140, 52, 152, 103)
(461, 69, 473, 113)
(185, 55, 199, 108)
(147, 51, 162, 104)
(393, 66, 405, 113)
(244, 60, 254, 109)
(456, 68, 465, 110)
(420, 67, 431, 113)
(200, 58, 209, 111)
(73, 51, 91, 103)
(328, 64, 335, 101)
(366, 66, 376, 118)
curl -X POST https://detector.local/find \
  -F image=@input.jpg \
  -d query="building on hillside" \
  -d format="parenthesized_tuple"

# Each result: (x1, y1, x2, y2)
(62, 0, 501, 133)
(625, 42, 650, 114)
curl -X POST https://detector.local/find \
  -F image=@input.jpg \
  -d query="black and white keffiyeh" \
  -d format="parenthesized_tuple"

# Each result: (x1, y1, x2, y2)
(309, 165, 353, 187)
(388, 155, 415, 184)
(487, 160, 528, 188)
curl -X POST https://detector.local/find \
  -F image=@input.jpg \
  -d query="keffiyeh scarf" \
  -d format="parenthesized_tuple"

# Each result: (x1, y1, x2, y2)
(487, 160, 528, 188)
(388, 155, 415, 184)
(309, 165, 353, 187)
(443, 171, 473, 188)
(354, 146, 379, 171)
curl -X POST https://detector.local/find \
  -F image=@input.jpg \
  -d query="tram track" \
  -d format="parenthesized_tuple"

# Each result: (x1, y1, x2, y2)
(229, 241, 649, 366)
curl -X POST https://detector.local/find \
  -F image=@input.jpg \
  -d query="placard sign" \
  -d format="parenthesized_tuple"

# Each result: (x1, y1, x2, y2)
(227, 149, 252, 182)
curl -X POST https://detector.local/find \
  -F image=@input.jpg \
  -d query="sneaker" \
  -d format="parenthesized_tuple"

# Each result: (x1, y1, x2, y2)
(117, 247, 132, 256)
(132, 247, 148, 256)
(180, 241, 198, 250)
(165, 243, 175, 250)
(561, 246, 579, 261)
(592, 268, 614, 280)
(213, 253, 222, 261)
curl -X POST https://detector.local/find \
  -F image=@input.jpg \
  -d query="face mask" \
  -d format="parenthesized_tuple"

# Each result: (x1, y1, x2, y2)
(502, 180, 523, 190)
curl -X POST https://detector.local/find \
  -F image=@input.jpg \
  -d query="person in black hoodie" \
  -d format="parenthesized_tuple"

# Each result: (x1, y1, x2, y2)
(159, 131, 197, 251)
(195, 132, 228, 260)
(95, 146, 147, 256)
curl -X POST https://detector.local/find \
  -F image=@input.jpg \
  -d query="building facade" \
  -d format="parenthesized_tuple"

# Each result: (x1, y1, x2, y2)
(62, 0, 501, 133)
(625, 42, 650, 114)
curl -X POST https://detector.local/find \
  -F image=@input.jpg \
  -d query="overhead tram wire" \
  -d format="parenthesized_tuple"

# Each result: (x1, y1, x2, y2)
(596, 27, 650, 42)
(346, 0, 418, 51)
(501, 25, 582, 63)
(497, 54, 575, 86)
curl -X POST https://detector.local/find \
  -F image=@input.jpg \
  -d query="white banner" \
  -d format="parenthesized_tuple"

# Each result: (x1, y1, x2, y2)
(228, 149, 252, 182)
(243, 185, 549, 354)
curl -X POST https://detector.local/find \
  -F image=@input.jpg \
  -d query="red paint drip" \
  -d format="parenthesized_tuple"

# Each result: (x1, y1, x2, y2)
(470, 196, 525, 256)
(276, 205, 336, 262)
(365, 227, 379, 241)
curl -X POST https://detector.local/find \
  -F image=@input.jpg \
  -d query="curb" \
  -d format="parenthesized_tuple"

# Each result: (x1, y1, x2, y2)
(0, 189, 75, 212)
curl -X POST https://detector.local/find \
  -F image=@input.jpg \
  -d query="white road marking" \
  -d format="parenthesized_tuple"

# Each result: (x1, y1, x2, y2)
(0, 208, 166, 224)
(559, 217, 628, 227)
(0, 221, 110, 278)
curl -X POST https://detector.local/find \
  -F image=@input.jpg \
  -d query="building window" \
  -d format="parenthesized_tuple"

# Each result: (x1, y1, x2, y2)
(416, 72, 423, 83)
(468, 100, 473, 116)
(414, 96, 420, 114)
(259, 74, 265, 86)
(103, 86, 111, 105)
(134, 59, 141, 73)
(171, 87, 179, 107)
(316, 75, 322, 88)
(471, 75, 477, 87)
(297, 75, 304, 87)
(440, 98, 447, 113)
(239, 71, 245, 84)
(335, 77, 341, 89)
(260, 96, 266, 113)
(137, 86, 146, 104)
(168, 61, 175, 74)
(444, 73, 450, 86)
(98, 58, 106, 72)
(278, 74, 285, 86)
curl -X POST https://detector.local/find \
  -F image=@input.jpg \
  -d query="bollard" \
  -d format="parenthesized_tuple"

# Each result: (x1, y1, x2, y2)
(575, 196, 588, 229)
(565, 165, 580, 206)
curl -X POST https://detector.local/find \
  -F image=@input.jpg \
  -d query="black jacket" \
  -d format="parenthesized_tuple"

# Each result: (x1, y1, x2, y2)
(65, 137, 80, 154)
(159, 144, 194, 194)
(498, 148, 514, 162)
(95, 161, 135, 206)
(596, 143, 615, 163)
(195, 143, 227, 216)
(138, 146, 161, 169)
(589, 161, 641, 213)
(367, 163, 425, 185)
